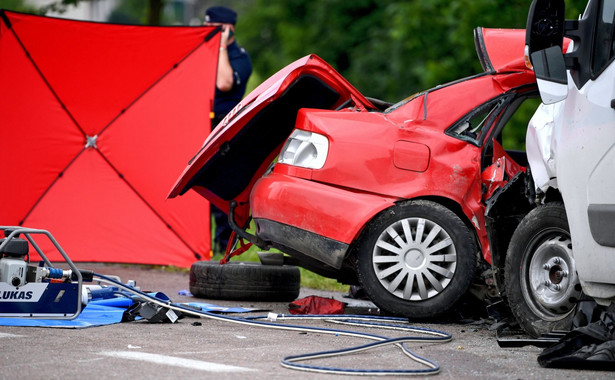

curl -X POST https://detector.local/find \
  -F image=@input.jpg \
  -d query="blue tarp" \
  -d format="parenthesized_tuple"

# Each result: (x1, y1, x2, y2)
(0, 295, 260, 328)
(0, 297, 132, 328)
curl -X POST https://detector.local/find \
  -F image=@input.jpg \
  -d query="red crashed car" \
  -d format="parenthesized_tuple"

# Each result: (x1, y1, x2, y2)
(170, 28, 560, 320)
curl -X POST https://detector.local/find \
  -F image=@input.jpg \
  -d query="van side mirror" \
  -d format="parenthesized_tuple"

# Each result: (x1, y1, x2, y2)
(526, 0, 565, 53)
(531, 46, 568, 104)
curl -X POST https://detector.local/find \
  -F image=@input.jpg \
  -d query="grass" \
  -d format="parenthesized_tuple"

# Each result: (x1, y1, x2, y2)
(144, 256, 349, 292)
(209, 216, 350, 292)
(136, 220, 349, 292)
(211, 236, 349, 292)
(298, 267, 349, 292)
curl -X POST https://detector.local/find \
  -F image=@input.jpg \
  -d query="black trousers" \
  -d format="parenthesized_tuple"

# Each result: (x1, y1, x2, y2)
(210, 115, 232, 253)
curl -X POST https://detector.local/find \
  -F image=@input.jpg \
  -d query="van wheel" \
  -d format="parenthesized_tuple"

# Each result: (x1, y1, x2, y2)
(355, 200, 477, 319)
(189, 261, 300, 302)
(505, 202, 582, 337)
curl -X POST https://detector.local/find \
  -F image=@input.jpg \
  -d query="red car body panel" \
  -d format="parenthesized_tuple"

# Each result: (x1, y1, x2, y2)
(169, 55, 377, 225)
(252, 70, 536, 263)
(476, 28, 528, 72)
(251, 172, 399, 245)
(170, 28, 558, 270)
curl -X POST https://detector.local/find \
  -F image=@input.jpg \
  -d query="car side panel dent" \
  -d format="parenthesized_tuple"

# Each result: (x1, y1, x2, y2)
(272, 151, 492, 265)
(492, 72, 537, 92)
(296, 107, 491, 262)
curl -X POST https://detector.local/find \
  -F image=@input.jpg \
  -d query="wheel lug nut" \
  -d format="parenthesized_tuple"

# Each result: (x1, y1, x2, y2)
(544, 280, 552, 286)
(553, 284, 562, 291)
(543, 264, 551, 270)
(553, 258, 561, 264)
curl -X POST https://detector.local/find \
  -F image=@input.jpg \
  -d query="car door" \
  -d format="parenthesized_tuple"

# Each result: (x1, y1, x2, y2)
(557, 0, 615, 295)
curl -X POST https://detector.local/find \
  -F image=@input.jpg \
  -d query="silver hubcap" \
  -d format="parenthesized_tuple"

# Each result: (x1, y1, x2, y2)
(522, 232, 581, 321)
(373, 217, 456, 301)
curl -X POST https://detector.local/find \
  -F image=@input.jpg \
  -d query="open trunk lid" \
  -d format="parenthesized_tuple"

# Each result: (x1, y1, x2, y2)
(168, 54, 376, 224)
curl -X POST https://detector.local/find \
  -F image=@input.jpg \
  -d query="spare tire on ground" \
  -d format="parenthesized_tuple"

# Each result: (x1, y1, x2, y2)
(189, 261, 301, 302)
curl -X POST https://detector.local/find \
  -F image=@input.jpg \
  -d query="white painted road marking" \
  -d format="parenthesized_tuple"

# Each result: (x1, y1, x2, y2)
(98, 351, 256, 373)
(0, 332, 23, 338)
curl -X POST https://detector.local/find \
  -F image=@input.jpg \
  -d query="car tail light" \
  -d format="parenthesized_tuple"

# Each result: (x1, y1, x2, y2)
(524, 45, 533, 69)
(278, 130, 328, 169)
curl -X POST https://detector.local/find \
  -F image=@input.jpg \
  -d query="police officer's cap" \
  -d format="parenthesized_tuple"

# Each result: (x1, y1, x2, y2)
(205, 6, 237, 25)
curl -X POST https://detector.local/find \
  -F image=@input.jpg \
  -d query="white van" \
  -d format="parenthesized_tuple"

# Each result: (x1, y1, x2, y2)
(507, 0, 615, 336)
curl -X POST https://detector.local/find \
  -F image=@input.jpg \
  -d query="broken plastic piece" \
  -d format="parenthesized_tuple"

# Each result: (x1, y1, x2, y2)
(289, 296, 345, 315)
(124, 301, 181, 323)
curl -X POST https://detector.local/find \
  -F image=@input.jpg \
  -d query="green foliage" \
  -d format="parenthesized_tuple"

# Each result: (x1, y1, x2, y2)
(238, 0, 588, 101)
(107, 0, 151, 25)
(11, 0, 168, 25)
(299, 267, 350, 292)
(37, 0, 82, 15)
(107, 0, 168, 25)
(234, 0, 589, 149)
(0, 0, 36, 13)
(219, 246, 349, 291)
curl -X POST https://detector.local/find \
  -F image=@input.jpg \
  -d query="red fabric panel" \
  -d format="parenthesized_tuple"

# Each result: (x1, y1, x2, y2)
(6, 12, 214, 134)
(0, 11, 218, 267)
(98, 40, 216, 258)
(26, 151, 196, 266)
(0, 18, 83, 223)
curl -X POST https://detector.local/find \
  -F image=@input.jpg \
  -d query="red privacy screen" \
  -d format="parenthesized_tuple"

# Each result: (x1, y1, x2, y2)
(0, 10, 219, 267)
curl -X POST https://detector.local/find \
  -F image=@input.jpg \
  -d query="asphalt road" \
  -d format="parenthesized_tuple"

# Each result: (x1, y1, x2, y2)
(1, 263, 612, 379)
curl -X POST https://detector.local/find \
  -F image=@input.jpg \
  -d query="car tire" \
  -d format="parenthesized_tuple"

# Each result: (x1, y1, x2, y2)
(355, 200, 478, 319)
(189, 261, 301, 302)
(505, 202, 582, 337)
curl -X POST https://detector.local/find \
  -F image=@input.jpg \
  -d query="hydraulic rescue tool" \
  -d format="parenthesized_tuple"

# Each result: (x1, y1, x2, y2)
(0, 226, 92, 319)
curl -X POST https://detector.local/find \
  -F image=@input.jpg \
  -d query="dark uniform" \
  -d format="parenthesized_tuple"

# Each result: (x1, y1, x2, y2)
(211, 42, 252, 128)
(211, 40, 252, 254)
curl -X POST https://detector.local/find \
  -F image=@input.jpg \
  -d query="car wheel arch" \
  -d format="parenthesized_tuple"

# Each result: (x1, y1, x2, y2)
(343, 196, 482, 280)
(344, 196, 481, 260)
(410, 196, 483, 254)
(504, 201, 581, 336)
(349, 197, 480, 318)
(489, 186, 563, 270)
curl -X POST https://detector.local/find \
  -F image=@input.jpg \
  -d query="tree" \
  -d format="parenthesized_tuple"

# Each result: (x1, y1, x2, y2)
(0, 0, 36, 13)
(236, 0, 588, 149)
(37, 0, 166, 25)
(239, 0, 588, 101)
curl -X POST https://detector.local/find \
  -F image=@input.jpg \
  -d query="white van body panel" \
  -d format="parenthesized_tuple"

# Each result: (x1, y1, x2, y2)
(529, 57, 615, 304)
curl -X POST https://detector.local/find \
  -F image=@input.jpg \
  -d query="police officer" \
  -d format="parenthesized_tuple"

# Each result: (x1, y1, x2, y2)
(204, 6, 252, 254)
